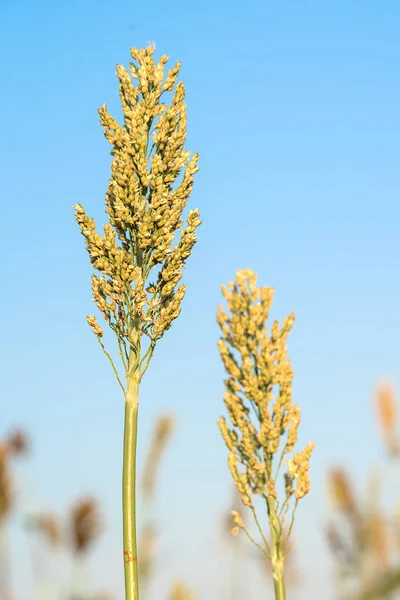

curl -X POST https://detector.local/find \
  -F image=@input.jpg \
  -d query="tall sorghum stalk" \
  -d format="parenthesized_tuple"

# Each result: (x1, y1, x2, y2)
(74, 45, 201, 600)
(217, 269, 314, 600)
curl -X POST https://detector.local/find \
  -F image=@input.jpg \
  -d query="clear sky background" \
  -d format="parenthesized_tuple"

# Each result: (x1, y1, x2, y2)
(1, 1, 400, 599)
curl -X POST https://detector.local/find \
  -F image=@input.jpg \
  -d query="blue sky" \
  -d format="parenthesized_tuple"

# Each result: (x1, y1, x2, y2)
(1, 0, 400, 598)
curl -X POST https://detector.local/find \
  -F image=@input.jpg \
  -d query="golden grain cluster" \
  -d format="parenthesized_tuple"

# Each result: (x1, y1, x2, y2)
(217, 269, 313, 510)
(74, 45, 201, 389)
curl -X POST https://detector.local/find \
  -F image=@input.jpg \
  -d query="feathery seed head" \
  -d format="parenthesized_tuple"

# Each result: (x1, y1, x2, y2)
(217, 269, 314, 513)
(74, 45, 201, 382)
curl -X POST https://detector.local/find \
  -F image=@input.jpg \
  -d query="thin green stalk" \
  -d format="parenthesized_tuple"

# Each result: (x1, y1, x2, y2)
(240, 524, 268, 556)
(250, 506, 271, 555)
(267, 498, 286, 600)
(284, 499, 298, 545)
(123, 375, 140, 600)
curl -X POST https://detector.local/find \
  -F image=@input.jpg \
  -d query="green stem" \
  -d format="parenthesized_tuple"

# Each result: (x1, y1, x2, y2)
(123, 375, 140, 600)
(267, 498, 286, 600)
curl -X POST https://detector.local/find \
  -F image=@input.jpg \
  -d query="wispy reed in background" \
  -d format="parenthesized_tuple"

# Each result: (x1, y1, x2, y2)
(26, 511, 61, 600)
(169, 582, 196, 600)
(0, 429, 29, 600)
(327, 381, 400, 600)
(139, 413, 174, 599)
(69, 496, 102, 600)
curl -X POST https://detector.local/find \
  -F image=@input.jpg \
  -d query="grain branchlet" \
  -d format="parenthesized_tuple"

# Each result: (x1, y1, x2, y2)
(217, 269, 314, 600)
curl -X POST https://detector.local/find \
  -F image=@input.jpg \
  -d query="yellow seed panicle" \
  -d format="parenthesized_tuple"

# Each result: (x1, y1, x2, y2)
(217, 269, 314, 594)
(217, 269, 314, 506)
(87, 315, 104, 338)
(73, 46, 201, 383)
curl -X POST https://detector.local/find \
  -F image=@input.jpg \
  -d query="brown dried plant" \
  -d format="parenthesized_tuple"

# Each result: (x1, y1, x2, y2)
(142, 414, 175, 499)
(70, 497, 102, 555)
(0, 429, 29, 524)
(27, 512, 62, 547)
(0, 446, 12, 524)
(376, 382, 399, 457)
(217, 269, 314, 600)
(0, 428, 29, 600)
(0, 444, 12, 600)
(327, 468, 400, 599)
(27, 499, 103, 600)
(169, 582, 196, 600)
(25, 512, 62, 600)
(327, 383, 400, 600)
(73, 44, 200, 600)
(6, 429, 29, 456)
(68, 497, 103, 600)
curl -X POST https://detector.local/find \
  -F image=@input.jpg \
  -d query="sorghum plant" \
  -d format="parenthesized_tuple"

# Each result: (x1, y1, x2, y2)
(73, 45, 201, 600)
(217, 269, 314, 600)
